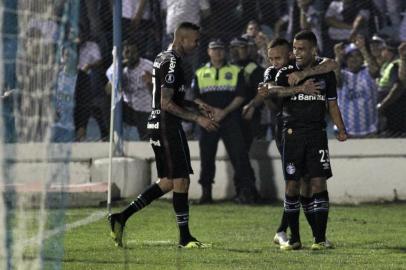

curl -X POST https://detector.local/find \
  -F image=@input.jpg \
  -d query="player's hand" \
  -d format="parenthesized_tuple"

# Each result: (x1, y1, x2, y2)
(198, 103, 215, 120)
(288, 71, 305, 86)
(336, 129, 348, 141)
(302, 79, 321, 95)
(196, 115, 219, 132)
(212, 108, 227, 122)
(242, 104, 255, 120)
(257, 83, 269, 98)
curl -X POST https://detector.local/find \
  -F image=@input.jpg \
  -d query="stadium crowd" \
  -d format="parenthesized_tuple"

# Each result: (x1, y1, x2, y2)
(4, 0, 406, 142)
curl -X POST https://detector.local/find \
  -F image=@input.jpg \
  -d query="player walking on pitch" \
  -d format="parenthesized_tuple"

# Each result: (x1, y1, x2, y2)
(108, 22, 218, 248)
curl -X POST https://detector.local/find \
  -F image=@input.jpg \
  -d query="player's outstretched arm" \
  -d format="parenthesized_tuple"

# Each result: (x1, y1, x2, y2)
(328, 100, 347, 141)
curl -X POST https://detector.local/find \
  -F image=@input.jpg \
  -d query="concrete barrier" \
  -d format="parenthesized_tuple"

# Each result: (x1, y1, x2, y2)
(1, 139, 405, 204)
(91, 157, 150, 198)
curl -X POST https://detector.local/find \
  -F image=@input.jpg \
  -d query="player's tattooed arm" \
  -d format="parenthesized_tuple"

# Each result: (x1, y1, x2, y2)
(161, 88, 218, 131)
(259, 79, 321, 98)
(288, 58, 339, 85)
(161, 87, 199, 122)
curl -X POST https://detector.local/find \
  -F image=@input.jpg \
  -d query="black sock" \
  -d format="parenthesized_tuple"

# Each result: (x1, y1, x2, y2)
(121, 183, 164, 223)
(313, 191, 329, 243)
(173, 192, 193, 244)
(300, 195, 315, 238)
(284, 194, 301, 243)
(276, 209, 289, 233)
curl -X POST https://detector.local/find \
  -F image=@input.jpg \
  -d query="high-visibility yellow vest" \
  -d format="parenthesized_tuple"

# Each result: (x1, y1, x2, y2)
(195, 63, 241, 94)
(378, 59, 400, 89)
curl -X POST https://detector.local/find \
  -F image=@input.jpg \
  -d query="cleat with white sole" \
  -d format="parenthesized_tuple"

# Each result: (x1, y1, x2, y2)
(273, 231, 289, 245)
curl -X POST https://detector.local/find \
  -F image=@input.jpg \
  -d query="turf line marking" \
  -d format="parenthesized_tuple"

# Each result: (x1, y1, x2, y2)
(23, 210, 106, 246)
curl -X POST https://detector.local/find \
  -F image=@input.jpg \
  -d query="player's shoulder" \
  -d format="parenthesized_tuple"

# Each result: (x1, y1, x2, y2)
(276, 64, 296, 76)
(153, 50, 180, 69)
(263, 66, 278, 82)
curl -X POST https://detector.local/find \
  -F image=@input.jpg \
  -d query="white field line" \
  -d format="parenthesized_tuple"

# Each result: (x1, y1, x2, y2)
(22, 210, 106, 246)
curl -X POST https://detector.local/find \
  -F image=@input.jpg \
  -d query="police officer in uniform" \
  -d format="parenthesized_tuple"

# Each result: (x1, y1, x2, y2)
(230, 37, 265, 150)
(192, 39, 258, 204)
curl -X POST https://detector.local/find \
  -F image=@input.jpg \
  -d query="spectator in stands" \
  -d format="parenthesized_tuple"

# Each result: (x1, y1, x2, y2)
(372, 0, 402, 38)
(121, 0, 159, 60)
(273, 0, 300, 41)
(79, 0, 102, 39)
(377, 41, 406, 137)
(52, 46, 77, 142)
(325, 0, 373, 56)
(242, 20, 269, 67)
(297, 0, 324, 54)
(334, 36, 380, 137)
(106, 41, 153, 140)
(74, 31, 108, 141)
(192, 40, 259, 204)
(399, 6, 406, 41)
(369, 34, 387, 69)
(161, 0, 210, 48)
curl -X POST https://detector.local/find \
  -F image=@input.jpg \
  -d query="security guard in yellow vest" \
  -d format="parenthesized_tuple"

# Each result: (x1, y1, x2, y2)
(192, 39, 258, 204)
(230, 37, 265, 151)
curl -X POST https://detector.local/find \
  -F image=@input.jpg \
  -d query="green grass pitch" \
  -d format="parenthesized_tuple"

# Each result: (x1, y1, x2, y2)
(44, 201, 406, 269)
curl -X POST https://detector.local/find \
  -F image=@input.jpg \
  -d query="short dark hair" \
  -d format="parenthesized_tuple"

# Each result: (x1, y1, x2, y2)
(268, 38, 291, 50)
(294, 30, 318, 47)
(176, 22, 200, 32)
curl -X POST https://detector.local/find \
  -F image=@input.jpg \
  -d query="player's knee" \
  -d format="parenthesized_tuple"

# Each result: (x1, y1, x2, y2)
(285, 180, 300, 196)
(156, 178, 173, 193)
(300, 181, 312, 197)
(173, 178, 190, 193)
(311, 177, 327, 193)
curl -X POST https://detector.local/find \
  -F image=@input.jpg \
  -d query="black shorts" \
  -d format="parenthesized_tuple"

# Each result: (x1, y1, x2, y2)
(149, 128, 193, 179)
(281, 129, 332, 181)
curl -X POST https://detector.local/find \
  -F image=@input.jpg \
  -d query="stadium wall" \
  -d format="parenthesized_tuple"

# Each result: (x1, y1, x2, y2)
(2, 139, 406, 204)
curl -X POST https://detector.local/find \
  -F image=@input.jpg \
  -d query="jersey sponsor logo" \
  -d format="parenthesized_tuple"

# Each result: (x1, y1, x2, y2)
(149, 138, 161, 147)
(168, 57, 176, 73)
(225, 72, 233, 80)
(165, 73, 175, 83)
(286, 163, 296, 175)
(322, 162, 330, 170)
(151, 109, 161, 115)
(291, 94, 326, 101)
(147, 122, 159, 129)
